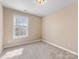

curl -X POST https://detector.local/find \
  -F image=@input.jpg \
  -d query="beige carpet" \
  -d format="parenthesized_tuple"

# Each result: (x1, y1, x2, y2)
(0, 42, 77, 59)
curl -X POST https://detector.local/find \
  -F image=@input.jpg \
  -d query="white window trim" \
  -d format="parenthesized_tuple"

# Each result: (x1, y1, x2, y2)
(13, 15, 28, 39)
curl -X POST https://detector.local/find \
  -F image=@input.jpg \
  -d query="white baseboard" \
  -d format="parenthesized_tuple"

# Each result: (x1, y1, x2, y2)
(43, 40, 78, 56)
(4, 39, 41, 48)
(3, 39, 78, 56)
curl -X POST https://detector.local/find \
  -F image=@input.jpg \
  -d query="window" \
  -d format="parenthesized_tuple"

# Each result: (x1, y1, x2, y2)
(13, 15, 28, 39)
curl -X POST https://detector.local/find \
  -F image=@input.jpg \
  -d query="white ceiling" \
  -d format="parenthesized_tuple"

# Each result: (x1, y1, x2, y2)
(2, 0, 77, 17)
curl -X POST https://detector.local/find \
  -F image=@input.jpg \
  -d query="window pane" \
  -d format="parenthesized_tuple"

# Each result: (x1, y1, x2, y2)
(15, 16, 28, 26)
(15, 26, 27, 36)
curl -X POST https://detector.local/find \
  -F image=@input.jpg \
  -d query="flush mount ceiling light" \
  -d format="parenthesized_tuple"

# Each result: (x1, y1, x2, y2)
(36, 0, 45, 5)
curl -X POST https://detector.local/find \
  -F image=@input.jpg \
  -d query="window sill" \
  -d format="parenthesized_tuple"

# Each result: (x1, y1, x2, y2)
(13, 35, 28, 39)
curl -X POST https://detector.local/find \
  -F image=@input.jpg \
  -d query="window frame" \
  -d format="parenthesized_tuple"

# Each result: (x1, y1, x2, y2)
(13, 15, 28, 39)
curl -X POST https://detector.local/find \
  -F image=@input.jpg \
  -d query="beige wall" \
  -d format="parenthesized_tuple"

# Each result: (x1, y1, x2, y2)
(43, 2, 78, 53)
(3, 1, 78, 55)
(3, 8, 42, 48)
(0, 3, 3, 53)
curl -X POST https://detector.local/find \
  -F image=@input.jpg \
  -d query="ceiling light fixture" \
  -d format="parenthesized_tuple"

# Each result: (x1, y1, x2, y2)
(36, 0, 45, 5)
